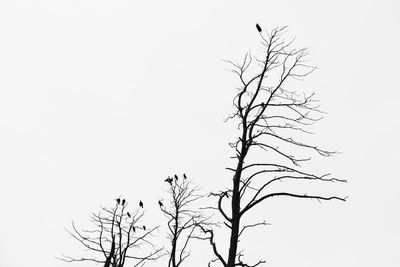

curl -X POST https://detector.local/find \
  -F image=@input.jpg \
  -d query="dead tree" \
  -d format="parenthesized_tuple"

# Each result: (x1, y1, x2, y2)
(59, 198, 162, 267)
(202, 26, 347, 267)
(159, 174, 211, 267)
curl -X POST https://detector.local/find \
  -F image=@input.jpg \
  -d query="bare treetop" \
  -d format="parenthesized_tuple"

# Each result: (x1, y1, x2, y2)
(160, 174, 212, 267)
(59, 198, 162, 267)
(201, 26, 347, 267)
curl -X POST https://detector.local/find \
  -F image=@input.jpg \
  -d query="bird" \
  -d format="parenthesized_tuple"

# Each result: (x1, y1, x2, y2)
(143, 225, 146, 231)
(122, 199, 126, 206)
(183, 173, 187, 179)
(164, 177, 173, 184)
(256, 23, 262, 33)
(116, 197, 121, 205)
(132, 226, 136, 232)
(174, 174, 178, 181)
(127, 212, 131, 218)
(158, 200, 163, 207)
(139, 200, 143, 208)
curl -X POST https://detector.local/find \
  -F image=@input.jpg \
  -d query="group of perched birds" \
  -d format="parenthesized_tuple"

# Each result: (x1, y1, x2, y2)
(115, 198, 144, 209)
(130, 224, 146, 232)
(164, 173, 187, 185)
(114, 197, 146, 231)
(159, 173, 188, 207)
(115, 198, 125, 206)
(112, 171, 195, 231)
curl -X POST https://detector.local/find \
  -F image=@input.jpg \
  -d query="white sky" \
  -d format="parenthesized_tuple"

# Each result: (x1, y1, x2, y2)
(0, 1, 399, 267)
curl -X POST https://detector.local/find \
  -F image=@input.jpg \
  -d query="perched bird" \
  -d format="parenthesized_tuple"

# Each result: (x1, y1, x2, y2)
(132, 226, 136, 232)
(139, 200, 143, 208)
(164, 177, 173, 184)
(256, 23, 262, 33)
(116, 197, 121, 205)
(183, 173, 187, 179)
(158, 200, 163, 207)
(122, 199, 126, 206)
(127, 212, 131, 218)
(174, 174, 178, 181)
(143, 225, 146, 231)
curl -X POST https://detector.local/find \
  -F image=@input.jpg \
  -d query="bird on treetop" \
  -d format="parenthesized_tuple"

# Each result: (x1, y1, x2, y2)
(183, 173, 187, 179)
(132, 226, 136, 232)
(164, 177, 173, 184)
(122, 199, 126, 206)
(116, 197, 121, 205)
(256, 23, 262, 33)
(139, 200, 143, 208)
(127, 212, 131, 218)
(158, 200, 163, 207)
(143, 225, 146, 231)
(174, 174, 178, 181)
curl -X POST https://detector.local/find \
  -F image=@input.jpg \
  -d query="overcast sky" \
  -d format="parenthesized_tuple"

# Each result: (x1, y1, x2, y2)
(1, 1, 399, 267)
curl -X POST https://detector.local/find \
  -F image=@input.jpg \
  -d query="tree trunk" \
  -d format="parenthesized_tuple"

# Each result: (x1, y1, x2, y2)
(227, 157, 245, 267)
(104, 234, 116, 267)
(171, 206, 179, 267)
(227, 212, 240, 267)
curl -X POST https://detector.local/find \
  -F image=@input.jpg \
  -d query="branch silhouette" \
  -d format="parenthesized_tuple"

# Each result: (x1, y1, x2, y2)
(58, 198, 162, 267)
(207, 25, 347, 267)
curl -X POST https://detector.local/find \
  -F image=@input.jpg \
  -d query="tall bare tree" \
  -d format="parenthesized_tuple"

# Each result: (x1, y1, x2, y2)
(202, 26, 347, 267)
(159, 174, 211, 267)
(59, 198, 162, 267)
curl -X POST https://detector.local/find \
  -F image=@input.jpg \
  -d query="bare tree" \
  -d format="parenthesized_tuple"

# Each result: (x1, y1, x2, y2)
(159, 174, 211, 267)
(59, 198, 162, 267)
(201, 26, 347, 267)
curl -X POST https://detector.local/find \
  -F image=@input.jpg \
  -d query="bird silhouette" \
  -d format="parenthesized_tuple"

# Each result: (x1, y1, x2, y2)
(132, 226, 136, 232)
(174, 174, 178, 181)
(164, 177, 173, 184)
(127, 212, 131, 218)
(183, 173, 187, 179)
(256, 23, 262, 33)
(122, 199, 126, 206)
(139, 200, 143, 208)
(158, 200, 163, 207)
(116, 197, 121, 205)
(143, 225, 146, 231)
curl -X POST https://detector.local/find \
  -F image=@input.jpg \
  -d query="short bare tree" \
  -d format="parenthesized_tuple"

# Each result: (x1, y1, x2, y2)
(201, 26, 347, 267)
(159, 174, 211, 267)
(59, 198, 162, 267)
